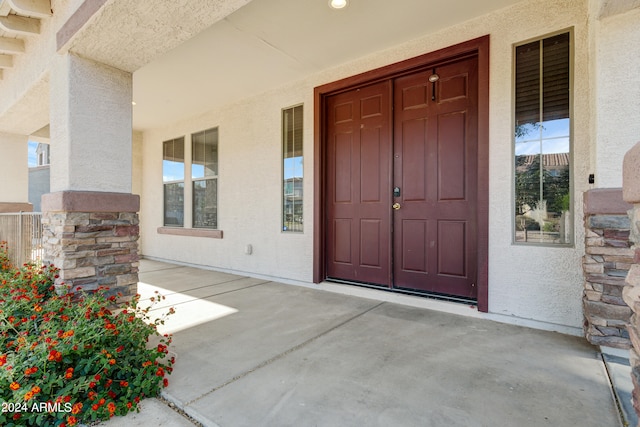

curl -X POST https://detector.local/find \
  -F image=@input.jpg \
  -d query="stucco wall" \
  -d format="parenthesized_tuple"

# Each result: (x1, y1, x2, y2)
(0, 0, 88, 135)
(0, 133, 29, 203)
(140, 0, 593, 330)
(593, 7, 640, 188)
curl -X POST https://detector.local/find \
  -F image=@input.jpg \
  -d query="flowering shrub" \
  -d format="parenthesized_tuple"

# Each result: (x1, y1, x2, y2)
(0, 242, 175, 426)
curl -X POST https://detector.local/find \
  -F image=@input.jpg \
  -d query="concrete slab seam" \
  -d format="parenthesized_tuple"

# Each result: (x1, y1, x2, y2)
(143, 279, 271, 308)
(601, 352, 628, 427)
(182, 301, 386, 407)
(159, 392, 221, 427)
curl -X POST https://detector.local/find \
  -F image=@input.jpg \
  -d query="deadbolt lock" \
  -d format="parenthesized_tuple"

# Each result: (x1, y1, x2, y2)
(392, 203, 401, 210)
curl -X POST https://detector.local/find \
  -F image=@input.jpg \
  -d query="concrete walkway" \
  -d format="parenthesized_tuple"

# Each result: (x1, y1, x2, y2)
(99, 259, 621, 427)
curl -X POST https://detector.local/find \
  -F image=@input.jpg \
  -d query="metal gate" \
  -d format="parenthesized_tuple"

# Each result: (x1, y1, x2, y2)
(0, 212, 44, 266)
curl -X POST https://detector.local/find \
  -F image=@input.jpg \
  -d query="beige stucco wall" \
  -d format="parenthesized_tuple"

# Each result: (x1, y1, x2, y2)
(140, 0, 595, 331)
(0, 133, 29, 203)
(0, 0, 89, 136)
(593, 6, 640, 188)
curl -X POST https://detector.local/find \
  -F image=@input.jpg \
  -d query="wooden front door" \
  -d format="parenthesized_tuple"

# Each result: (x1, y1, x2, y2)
(326, 81, 393, 285)
(325, 55, 479, 301)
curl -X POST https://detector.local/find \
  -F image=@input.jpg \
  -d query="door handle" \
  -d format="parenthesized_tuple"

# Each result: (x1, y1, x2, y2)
(392, 203, 401, 210)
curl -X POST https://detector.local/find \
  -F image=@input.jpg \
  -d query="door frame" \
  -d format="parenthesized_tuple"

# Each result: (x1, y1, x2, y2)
(313, 36, 490, 312)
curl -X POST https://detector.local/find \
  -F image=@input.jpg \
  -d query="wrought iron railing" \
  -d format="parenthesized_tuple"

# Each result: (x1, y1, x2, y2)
(0, 212, 44, 266)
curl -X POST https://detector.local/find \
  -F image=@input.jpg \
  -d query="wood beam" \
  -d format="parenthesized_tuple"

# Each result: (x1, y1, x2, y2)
(0, 14, 39, 34)
(0, 53, 13, 68)
(8, 0, 51, 19)
(0, 36, 24, 53)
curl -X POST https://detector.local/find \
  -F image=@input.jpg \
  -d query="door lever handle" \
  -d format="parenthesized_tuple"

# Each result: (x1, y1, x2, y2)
(392, 203, 401, 210)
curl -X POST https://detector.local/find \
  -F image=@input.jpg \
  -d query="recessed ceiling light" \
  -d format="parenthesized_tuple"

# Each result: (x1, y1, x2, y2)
(131, 101, 137, 106)
(329, 0, 348, 9)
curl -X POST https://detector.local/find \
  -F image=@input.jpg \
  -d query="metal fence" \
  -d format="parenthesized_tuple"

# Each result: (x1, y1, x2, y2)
(0, 212, 44, 267)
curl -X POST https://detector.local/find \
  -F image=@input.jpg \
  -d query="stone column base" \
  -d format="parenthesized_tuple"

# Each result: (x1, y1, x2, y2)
(583, 188, 633, 348)
(41, 191, 140, 298)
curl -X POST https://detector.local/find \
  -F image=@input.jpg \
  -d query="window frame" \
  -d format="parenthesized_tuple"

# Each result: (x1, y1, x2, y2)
(158, 130, 223, 239)
(511, 28, 574, 247)
(162, 137, 185, 228)
(191, 127, 219, 230)
(282, 104, 304, 233)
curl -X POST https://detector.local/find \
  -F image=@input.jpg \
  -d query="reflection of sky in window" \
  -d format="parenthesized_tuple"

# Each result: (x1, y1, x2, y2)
(284, 157, 303, 179)
(163, 161, 184, 182)
(192, 164, 204, 178)
(515, 118, 570, 156)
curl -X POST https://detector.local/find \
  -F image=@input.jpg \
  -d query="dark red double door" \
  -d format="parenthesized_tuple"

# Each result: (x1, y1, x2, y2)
(326, 56, 478, 300)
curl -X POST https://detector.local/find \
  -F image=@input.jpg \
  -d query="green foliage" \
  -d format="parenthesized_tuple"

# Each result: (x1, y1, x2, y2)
(0, 242, 175, 427)
(515, 155, 570, 216)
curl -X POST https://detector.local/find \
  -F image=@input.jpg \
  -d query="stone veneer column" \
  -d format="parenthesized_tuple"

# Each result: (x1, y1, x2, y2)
(583, 189, 634, 348)
(41, 191, 139, 297)
(622, 142, 640, 418)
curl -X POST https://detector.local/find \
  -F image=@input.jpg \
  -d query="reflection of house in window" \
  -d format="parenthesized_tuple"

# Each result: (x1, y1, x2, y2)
(516, 153, 569, 177)
(284, 176, 303, 227)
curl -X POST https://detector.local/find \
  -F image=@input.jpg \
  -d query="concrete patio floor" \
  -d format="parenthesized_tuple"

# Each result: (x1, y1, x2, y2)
(100, 259, 622, 427)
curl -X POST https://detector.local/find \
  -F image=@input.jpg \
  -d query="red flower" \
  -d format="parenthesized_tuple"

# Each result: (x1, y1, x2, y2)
(107, 402, 116, 413)
(65, 367, 74, 379)
(120, 380, 129, 387)
(67, 415, 78, 426)
(47, 350, 62, 362)
(156, 367, 164, 377)
(10, 382, 20, 390)
(0, 354, 6, 366)
(116, 345, 124, 353)
(89, 381, 96, 388)
(92, 404, 99, 411)
(24, 366, 38, 375)
(71, 402, 82, 414)
(163, 378, 169, 387)
(108, 391, 116, 399)
(94, 374, 101, 381)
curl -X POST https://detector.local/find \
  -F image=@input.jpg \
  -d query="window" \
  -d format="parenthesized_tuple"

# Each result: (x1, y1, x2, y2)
(282, 105, 303, 232)
(163, 137, 185, 226)
(514, 32, 571, 245)
(192, 128, 218, 229)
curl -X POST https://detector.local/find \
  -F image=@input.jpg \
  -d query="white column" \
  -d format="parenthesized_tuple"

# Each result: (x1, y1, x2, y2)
(0, 132, 31, 212)
(49, 53, 133, 193)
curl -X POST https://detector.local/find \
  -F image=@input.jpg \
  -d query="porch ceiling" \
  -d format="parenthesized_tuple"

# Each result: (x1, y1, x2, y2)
(131, 0, 526, 131)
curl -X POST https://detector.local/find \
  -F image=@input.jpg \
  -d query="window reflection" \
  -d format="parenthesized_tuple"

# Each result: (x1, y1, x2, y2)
(192, 128, 218, 229)
(283, 105, 303, 232)
(514, 33, 571, 244)
(163, 138, 185, 227)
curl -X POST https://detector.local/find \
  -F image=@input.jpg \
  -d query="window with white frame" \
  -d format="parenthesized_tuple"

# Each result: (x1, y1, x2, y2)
(192, 128, 218, 229)
(163, 137, 185, 227)
(514, 31, 572, 245)
(282, 105, 303, 232)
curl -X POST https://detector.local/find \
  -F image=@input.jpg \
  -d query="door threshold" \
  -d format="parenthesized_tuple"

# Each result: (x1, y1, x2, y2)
(325, 277, 477, 306)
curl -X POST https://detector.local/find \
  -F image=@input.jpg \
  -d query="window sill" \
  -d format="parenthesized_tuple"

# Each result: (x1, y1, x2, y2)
(157, 227, 223, 239)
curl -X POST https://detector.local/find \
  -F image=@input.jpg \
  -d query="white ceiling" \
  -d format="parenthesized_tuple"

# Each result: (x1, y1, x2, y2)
(131, 0, 526, 130)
